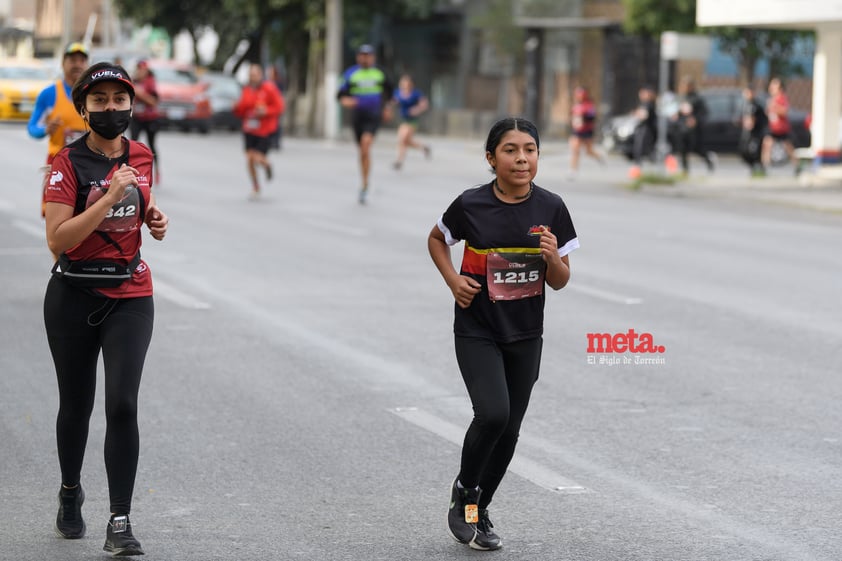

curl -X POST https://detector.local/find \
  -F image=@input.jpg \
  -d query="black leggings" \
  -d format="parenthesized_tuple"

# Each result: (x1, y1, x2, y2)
(130, 119, 159, 170)
(455, 335, 542, 509)
(44, 277, 154, 515)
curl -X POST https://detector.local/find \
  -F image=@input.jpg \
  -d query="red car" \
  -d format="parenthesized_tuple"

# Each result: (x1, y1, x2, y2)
(145, 60, 212, 133)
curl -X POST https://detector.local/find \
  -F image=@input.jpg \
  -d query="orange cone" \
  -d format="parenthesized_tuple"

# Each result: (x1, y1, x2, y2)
(628, 165, 642, 179)
(664, 154, 679, 174)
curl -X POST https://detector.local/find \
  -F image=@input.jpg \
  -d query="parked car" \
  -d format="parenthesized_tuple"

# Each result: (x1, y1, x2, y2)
(601, 88, 811, 164)
(0, 59, 55, 120)
(202, 72, 242, 130)
(145, 60, 212, 133)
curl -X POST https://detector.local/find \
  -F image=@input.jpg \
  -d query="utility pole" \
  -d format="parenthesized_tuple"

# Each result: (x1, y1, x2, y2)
(324, 0, 342, 140)
(523, 28, 543, 127)
(61, 0, 74, 47)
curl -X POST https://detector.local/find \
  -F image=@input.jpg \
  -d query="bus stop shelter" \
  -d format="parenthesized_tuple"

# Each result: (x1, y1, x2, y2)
(697, 0, 842, 166)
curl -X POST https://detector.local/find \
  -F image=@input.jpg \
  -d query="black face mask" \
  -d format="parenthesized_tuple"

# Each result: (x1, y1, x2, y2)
(86, 109, 132, 140)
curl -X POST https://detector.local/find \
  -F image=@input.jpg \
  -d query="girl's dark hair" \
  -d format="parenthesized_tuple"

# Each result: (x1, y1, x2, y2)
(485, 117, 540, 155)
(485, 117, 540, 173)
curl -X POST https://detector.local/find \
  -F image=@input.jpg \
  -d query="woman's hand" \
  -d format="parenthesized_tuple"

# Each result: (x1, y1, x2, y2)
(145, 205, 168, 240)
(108, 163, 139, 204)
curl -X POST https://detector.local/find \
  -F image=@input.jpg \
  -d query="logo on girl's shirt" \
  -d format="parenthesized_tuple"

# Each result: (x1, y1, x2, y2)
(528, 225, 549, 236)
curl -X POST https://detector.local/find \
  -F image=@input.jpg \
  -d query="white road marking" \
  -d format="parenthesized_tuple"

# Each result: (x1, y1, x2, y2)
(12, 220, 45, 240)
(567, 283, 643, 305)
(153, 278, 211, 310)
(390, 406, 589, 494)
(0, 247, 47, 256)
(298, 217, 368, 237)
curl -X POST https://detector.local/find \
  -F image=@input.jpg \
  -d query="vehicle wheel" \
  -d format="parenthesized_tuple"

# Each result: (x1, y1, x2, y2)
(198, 125, 210, 135)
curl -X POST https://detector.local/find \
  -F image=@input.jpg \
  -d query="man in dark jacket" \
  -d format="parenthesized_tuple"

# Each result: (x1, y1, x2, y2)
(631, 85, 657, 172)
(672, 76, 715, 174)
(738, 87, 768, 176)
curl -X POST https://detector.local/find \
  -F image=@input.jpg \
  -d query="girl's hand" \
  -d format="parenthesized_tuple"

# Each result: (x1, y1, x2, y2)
(450, 275, 482, 309)
(539, 227, 561, 265)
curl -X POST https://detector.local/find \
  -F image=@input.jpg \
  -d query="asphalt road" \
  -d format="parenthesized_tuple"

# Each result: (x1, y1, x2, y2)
(1, 123, 841, 561)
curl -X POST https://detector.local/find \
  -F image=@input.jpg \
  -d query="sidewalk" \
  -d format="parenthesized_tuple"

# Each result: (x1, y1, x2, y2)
(636, 162, 842, 215)
(533, 135, 842, 215)
(369, 130, 842, 215)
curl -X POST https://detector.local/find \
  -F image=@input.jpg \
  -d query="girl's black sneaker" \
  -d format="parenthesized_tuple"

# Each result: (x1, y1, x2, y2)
(447, 479, 479, 544)
(469, 508, 502, 550)
(103, 514, 144, 557)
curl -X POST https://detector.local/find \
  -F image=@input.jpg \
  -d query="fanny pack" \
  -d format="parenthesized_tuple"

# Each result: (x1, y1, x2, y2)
(52, 251, 141, 288)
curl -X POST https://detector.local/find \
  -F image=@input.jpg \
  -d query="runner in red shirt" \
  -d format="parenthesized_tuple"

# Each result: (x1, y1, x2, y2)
(761, 77, 796, 169)
(44, 61, 168, 557)
(233, 63, 285, 199)
(568, 85, 603, 178)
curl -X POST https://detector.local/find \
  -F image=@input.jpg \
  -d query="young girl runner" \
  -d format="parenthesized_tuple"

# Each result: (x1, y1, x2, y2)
(428, 117, 578, 550)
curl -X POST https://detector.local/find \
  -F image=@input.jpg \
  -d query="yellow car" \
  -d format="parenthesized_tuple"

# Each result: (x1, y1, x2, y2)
(0, 59, 55, 121)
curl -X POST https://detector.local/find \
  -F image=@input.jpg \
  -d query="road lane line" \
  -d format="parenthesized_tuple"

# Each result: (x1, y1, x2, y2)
(298, 217, 368, 237)
(390, 406, 589, 494)
(12, 220, 45, 240)
(0, 247, 47, 256)
(566, 283, 643, 305)
(153, 278, 211, 310)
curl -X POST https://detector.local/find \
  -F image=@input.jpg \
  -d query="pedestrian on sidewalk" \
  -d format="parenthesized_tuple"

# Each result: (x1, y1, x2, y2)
(233, 63, 285, 200)
(44, 61, 169, 557)
(629, 85, 657, 178)
(761, 77, 796, 171)
(129, 60, 163, 185)
(739, 86, 768, 176)
(671, 76, 716, 175)
(337, 44, 393, 204)
(391, 73, 431, 170)
(568, 85, 603, 179)
(427, 117, 579, 551)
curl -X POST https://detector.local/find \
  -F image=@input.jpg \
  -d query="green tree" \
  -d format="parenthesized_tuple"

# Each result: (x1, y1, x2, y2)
(113, 0, 436, 135)
(715, 27, 812, 85)
(621, 0, 813, 86)
(621, 0, 698, 36)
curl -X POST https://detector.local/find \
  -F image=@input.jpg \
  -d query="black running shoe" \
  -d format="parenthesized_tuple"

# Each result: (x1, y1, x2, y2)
(55, 485, 85, 539)
(447, 479, 479, 544)
(103, 515, 144, 557)
(470, 508, 502, 550)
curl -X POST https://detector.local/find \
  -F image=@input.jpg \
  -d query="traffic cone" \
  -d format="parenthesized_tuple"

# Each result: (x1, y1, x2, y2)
(628, 165, 642, 179)
(664, 154, 679, 174)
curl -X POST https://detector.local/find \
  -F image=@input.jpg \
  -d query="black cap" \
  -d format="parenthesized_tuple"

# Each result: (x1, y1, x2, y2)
(77, 65, 135, 98)
(72, 63, 136, 111)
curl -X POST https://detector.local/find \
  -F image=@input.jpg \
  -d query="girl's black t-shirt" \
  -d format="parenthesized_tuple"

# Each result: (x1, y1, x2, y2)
(437, 182, 579, 343)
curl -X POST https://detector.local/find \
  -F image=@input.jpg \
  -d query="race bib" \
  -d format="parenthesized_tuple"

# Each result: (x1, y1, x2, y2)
(245, 118, 260, 131)
(86, 185, 141, 233)
(486, 252, 545, 302)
